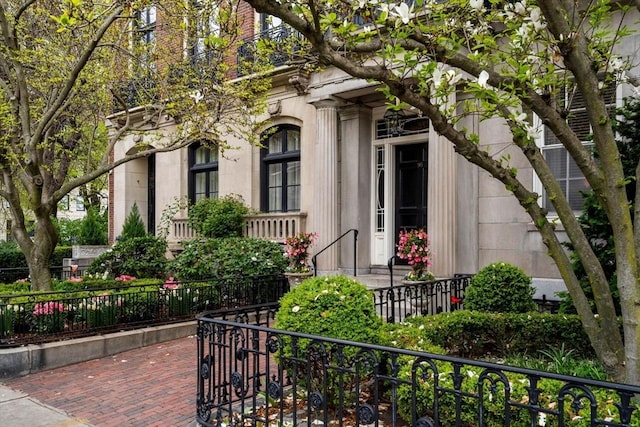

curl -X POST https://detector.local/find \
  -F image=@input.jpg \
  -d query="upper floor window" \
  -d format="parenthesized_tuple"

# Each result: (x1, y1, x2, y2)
(261, 14, 282, 32)
(538, 83, 617, 213)
(261, 125, 301, 212)
(190, 1, 219, 63)
(189, 143, 219, 202)
(136, 6, 156, 70)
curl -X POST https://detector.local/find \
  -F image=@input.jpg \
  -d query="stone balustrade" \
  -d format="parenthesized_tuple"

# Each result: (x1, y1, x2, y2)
(168, 212, 307, 251)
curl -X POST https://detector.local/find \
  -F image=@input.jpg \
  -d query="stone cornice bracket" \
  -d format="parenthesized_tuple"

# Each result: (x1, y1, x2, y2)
(289, 70, 310, 95)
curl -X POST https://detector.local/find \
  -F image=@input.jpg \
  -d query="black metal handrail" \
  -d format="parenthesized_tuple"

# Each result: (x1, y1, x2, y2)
(311, 228, 358, 277)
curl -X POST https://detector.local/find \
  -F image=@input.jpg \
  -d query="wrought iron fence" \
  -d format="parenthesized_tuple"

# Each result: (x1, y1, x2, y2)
(372, 276, 471, 323)
(0, 274, 288, 347)
(196, 316, 640, 427)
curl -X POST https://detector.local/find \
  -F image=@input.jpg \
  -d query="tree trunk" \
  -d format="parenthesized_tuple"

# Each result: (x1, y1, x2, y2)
(12, 211, 58, 292)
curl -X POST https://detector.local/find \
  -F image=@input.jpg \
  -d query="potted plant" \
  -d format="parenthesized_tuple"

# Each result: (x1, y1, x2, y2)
(396, 228, 434, 283)
(284, 231, 317, 288)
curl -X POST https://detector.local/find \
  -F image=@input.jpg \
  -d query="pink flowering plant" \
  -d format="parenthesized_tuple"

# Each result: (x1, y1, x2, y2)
(284, 232, 318, 273)
(160, 277, 192, 316)
(396, 228, 434, 281)
(32, 301, 66, 333)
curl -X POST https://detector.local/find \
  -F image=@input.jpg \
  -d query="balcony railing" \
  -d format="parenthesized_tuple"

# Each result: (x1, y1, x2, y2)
(244, 212, 307, 242)
(236, 24, 303, 76)
(169, 212, 307, 248)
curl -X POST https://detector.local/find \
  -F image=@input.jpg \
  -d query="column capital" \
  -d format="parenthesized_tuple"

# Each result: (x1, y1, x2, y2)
(311, 98, 342, 110)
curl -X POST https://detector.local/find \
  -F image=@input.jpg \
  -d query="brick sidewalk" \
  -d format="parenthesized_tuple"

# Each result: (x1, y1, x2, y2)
(3, 335, 197, 427)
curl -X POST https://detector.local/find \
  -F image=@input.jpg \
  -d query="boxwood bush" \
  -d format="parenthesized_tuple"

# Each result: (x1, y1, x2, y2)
(464, 262, 536, 313)
(171, 237, 286, 280)
(274, 275, 382, 406)
(396, 310, 594, 359)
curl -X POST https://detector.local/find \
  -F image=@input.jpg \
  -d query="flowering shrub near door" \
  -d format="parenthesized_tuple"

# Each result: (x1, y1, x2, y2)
(396, 228, 434, 281)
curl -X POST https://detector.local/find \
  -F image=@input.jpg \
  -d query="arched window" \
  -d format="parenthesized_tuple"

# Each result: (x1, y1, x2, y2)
(189, 142, 218, 202)
(261, 125, 300, 212)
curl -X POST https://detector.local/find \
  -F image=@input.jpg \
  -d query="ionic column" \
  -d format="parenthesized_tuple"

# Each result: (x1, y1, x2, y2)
(312, 99, 340, 273)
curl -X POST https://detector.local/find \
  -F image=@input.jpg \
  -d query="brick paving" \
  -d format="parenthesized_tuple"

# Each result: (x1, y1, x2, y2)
(3, 335, 197, 427)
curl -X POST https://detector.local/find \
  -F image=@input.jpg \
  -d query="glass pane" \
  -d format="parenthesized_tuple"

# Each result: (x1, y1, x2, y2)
(149, 7, 157, 24)
(195, 172, 206, 198)
(210, 146, 219, 162)
(544, 147, 567, 178)
(269, 131, 283, 153)
(287, 129, 300, 151)
(269, 164, 282, 186)
(287, 185, 300, 211)
(287, 161, 300, 185)
(269, 188, 281, 212)
(567, 177, 590, 210)
(195, 146, 207, 164)
(544, 128, 561, 146)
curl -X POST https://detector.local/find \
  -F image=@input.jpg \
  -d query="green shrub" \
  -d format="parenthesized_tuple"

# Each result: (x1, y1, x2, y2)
(171, 237, 286, 280)
(120, 202, 147, 240)
(188, 195, 249, 238)
(400, 311, 594, 359)
(392, 355, 631, 426)
(55, 217, 84, 245)
(464, 262, 536, 313)
(52, 246, 72, 266)
(384, 318, 627, 426)
(87, 235, 168, 279)
(0, 242, 71, 283)
(79, 207, 107, 245)
(275, 275, 382, 406)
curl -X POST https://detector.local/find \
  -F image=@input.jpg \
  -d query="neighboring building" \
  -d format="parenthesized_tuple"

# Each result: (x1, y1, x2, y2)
(109, 6, 640, 298)
(0, 189, 102, 242)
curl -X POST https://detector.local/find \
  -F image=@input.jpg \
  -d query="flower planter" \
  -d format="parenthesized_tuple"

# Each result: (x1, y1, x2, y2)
(284, 271, 313, 289)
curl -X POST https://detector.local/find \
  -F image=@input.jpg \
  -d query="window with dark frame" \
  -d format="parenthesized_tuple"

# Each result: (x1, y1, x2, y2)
(189, 0, 219, 64)
(189, 143, 219, 203)
(540, 83, 617, 213)
(136, 5, 156, 71)
(261, 125, 301, 213)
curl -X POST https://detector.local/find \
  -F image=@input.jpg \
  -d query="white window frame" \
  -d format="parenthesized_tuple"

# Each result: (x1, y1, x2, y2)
(533, 83, 619, 215)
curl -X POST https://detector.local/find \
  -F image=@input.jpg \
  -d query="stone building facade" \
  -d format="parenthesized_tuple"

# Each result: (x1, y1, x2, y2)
(109, 5, 640, 298)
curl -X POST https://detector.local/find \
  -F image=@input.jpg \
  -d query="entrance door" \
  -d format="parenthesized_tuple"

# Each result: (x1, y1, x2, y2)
(395, 143, 427, 244)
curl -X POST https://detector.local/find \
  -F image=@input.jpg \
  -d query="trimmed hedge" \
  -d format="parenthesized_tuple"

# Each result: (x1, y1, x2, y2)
(171, 237, 287, 280)
(397, 310, 595, 359)
(0, 244, 72, 283)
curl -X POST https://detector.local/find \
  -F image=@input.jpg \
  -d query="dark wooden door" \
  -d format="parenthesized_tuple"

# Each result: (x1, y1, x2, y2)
(395, 143, 427, 246)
